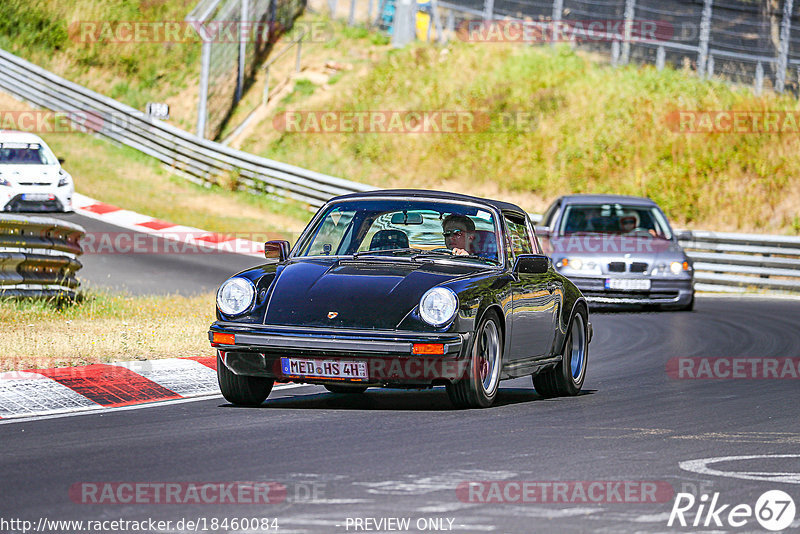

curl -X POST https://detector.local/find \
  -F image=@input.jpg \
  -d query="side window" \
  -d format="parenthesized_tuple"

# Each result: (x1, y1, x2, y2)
(504, 215, 534, 263)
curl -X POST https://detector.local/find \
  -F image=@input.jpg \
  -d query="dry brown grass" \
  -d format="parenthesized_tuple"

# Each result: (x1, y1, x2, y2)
(0, 292, 216, 372)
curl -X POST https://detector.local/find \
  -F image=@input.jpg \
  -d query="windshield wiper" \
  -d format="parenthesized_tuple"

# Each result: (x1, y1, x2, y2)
(352, 248, 424, 259)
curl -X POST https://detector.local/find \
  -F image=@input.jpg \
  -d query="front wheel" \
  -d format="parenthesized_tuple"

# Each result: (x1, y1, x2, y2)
(533, 309, 588, 397)
(446, 311, 503, 409)
(217, 352, 274, 406)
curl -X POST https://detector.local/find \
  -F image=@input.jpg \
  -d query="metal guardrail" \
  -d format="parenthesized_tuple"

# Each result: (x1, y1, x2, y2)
(0, 48, 375, 209)
(0, 215, 84, 298)
(680, 231, 800, 293)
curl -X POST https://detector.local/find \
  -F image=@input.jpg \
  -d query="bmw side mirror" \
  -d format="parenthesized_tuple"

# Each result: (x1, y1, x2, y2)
(264, 240, 290, 261)
(534, 225, 551, 238)
(514, 254, 551, 274)
(675, 230, 692, 242)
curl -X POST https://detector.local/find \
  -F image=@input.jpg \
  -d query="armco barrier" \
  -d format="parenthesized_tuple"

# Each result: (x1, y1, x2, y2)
(680, 231, 800, 293)
(0, 215, 84, 298)
(0, 48, 374, 208)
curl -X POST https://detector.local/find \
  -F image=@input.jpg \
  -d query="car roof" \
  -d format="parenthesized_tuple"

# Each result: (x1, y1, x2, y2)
(0, 131, 47, 144)
(331, 189, 529, 217)
(555, 194, 657, 207)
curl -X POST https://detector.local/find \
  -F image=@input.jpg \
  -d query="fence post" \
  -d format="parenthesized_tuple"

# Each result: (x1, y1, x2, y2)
(349, 0, 357, 25)
(611, 40, 620, 66)
(551, 0, 563, 45)
(483, 0, 494, 21)
(431, 0, 444, 43)
(776, 0, 794, 93)
(697, 0, 713, 77)
(621, 0, 636, 64)
(368, 0, 374, 26)
(329, 0, 338, 17)
(755, 61, 764, 95)
(392, 0, 416, 47)
(707, 54, 714, 77)
(196, 39, 212, 139)
(656, 45, 665, 70)
(236, 0, 249, 103)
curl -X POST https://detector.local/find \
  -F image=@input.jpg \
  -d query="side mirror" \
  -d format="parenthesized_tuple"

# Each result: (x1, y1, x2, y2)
(264, 240, 290, 261)
(675, 230, 692, 241)
(514, 254, 550, 275)
(534, 225, 551, 238)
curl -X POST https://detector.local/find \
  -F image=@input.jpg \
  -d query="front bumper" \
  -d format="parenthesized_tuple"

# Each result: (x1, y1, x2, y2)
(2, 189, 72, 212)
(209, 322, 471, 386)
(565, 276, 694, 307)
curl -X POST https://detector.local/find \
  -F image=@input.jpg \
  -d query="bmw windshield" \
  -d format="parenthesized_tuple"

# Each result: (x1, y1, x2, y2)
(294, 199, 501, 265)
(558, 203, 673, 240)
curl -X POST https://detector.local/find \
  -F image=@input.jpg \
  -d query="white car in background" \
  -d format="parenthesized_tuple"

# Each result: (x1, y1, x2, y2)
(0, 131, 73, 212)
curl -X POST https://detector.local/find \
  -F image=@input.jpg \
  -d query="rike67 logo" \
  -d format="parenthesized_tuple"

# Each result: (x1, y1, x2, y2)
(668, 490, 796, 531)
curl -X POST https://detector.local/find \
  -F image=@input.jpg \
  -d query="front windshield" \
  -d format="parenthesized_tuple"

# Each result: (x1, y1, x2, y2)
(0, 142, 57, 165)
(558, 204, 673, 239)
(295, 199, 501, 265)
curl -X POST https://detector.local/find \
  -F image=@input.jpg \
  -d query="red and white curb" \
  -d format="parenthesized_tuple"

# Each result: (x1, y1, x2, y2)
(72, 192, 266, 258)
(0, 356, 221, 420)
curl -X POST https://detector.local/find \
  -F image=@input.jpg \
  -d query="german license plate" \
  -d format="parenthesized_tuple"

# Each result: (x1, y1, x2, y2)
(22, 193, 52, 201)
(280, 357, 368, 380)
(605, 278, 651, 291)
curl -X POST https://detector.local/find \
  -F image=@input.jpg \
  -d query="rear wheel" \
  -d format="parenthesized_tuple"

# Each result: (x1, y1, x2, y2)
(324, 384, 368, 394)
(533, 309, 588, 397)
(217, 352, 274, 406)
(446, 311, 503, 409)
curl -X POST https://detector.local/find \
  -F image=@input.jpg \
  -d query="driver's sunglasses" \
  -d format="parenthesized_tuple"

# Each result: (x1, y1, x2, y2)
(442, 229, 464, 238)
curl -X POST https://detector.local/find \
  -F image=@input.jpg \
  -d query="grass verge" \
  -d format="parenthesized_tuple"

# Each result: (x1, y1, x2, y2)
(0, 291, 215, 371)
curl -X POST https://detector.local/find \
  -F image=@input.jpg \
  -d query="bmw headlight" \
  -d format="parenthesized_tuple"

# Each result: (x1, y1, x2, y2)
(555, 257, 602, 275)
(652, 261, 691, 276)
(216, 277, 256, 316)
(419, 287, 458, 327)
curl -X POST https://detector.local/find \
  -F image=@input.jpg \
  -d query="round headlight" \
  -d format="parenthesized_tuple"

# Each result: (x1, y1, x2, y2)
(419, 287, 458, 327)
(669, 261, 683, 275)
(570, 258, 583, 270)
(216, 277, 256, 316)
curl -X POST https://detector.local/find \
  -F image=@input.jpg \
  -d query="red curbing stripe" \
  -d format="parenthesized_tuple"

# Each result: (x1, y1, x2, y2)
(136, 220, 177, 230)
(186, 356, 218, 370)
(196, 233, 235, 244)
(35, 364, 181, 407)
(81, 203, 122, 215)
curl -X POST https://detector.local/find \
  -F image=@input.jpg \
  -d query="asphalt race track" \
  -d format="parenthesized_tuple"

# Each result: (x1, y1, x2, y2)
(50, 212, 263, 295)
(2, 296, 799, 533)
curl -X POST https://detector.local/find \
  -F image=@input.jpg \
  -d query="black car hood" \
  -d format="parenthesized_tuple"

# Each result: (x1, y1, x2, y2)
(264, 258, 480, 329)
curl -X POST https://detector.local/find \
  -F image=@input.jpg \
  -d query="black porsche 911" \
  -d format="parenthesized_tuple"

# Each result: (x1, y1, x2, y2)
(209, 190, 592, 408)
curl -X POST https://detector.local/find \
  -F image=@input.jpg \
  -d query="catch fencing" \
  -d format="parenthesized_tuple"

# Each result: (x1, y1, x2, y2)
(189, 0, 306, 139)
(0, 47, 373, 208)
(0, 215, 84, 298)
(391, 0, 800, 96)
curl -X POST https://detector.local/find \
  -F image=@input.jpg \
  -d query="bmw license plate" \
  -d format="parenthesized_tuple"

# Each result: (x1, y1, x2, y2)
(280, 357, 368, 380)
(22, 193, 52, 201)
(605, 278, 651, 291)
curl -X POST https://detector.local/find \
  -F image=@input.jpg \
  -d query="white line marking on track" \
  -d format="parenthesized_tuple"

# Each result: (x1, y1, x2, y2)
(0, 383, 309, 425)
(679, 454, 800, 484)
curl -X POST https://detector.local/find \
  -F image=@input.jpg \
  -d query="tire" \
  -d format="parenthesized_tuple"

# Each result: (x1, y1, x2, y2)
(446, 310, 503, 409)
(324, 384, 368, 394)
(217, 352, 274, 406)
(533, 309, 588, 397)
